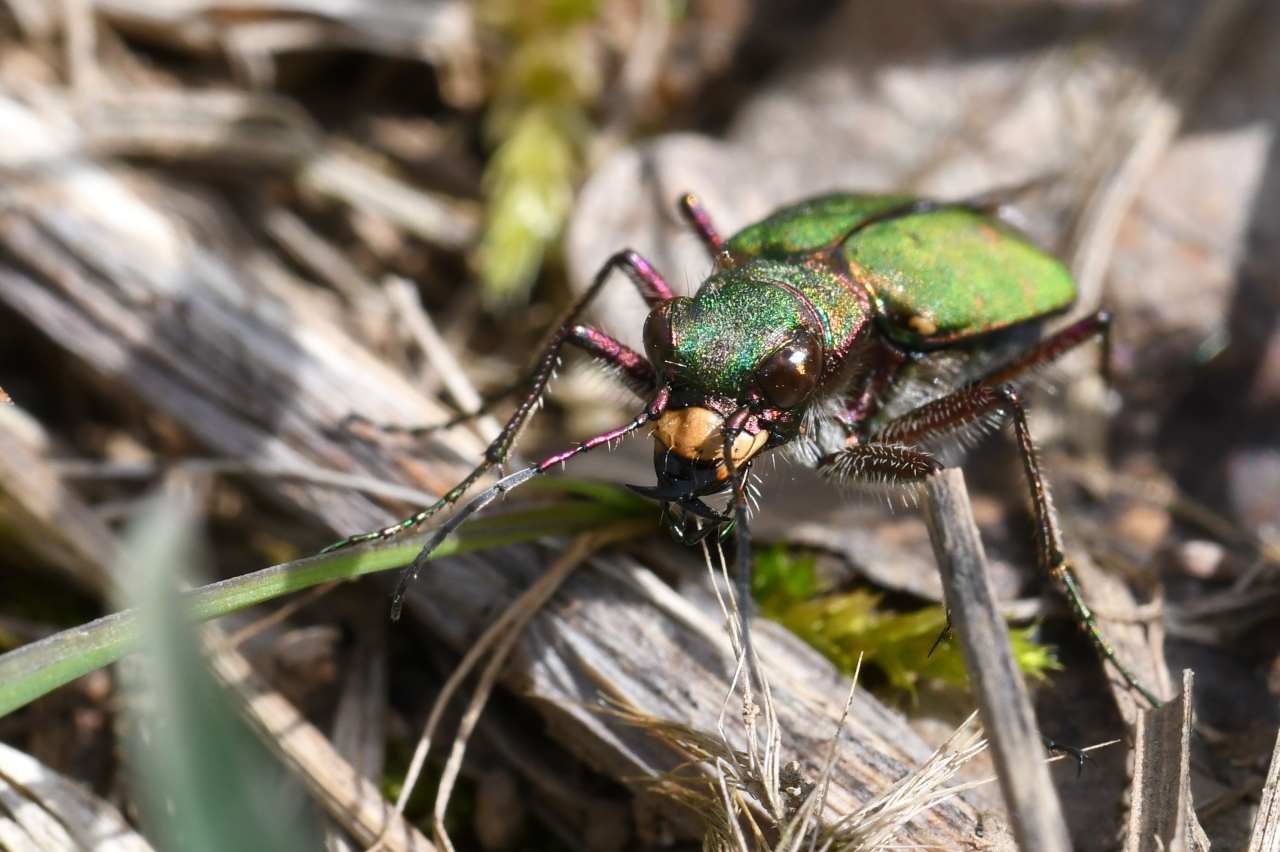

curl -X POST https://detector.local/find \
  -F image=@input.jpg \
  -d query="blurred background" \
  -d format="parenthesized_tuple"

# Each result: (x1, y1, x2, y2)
(0, 0, 1278, 849)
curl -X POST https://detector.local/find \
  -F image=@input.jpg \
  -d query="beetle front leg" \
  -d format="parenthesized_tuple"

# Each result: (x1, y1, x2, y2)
(388, 388, 670, 619)
(817, 442, 942, 487)
(876, 383, 1164, 707)
(567, 325, 656, 398)
(321, 252, 670, 554)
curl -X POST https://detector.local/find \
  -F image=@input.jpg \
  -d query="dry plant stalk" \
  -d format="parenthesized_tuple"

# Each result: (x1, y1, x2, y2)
(923, 469, 1070, 851)
(204, 628, 437, 852)
(605, 534, 1002, 852)
(384, 524, 647, 852)
(1248, 725, 1280, 852)
(1126, 670, 1207, 852)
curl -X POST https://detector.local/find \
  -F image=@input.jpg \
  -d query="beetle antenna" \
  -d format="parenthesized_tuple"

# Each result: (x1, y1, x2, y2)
(390, 466, 538, 620)
(390, 392, 669, 619)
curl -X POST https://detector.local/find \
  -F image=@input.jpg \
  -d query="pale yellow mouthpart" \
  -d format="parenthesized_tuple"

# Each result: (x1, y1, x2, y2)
(651, 407, 770, 466)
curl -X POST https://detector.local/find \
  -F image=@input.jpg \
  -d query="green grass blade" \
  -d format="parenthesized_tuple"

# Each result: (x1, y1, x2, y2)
(0, 487, 654, 718)
(120, 486, 321, 852)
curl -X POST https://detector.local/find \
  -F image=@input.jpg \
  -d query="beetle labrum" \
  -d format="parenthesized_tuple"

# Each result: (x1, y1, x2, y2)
(324, 192, 1162, 708)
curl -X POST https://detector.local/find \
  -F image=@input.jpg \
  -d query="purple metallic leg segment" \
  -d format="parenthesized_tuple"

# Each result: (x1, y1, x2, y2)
(616, 250, 675, 304)
(388, 388, 671, 617)
(679, 193, 725, 256)
(568, 325, 656, 398)
(322, 250, 673, 557)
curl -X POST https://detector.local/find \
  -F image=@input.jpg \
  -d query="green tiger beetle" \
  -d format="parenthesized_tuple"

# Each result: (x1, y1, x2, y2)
(324, 191, 1164, 720)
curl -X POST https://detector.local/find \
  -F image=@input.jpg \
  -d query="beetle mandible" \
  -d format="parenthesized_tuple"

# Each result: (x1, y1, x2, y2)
(324, 191, 1161, 708)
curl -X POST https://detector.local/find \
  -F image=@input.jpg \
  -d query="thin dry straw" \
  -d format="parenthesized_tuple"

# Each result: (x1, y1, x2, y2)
(372, 524, 644, 852)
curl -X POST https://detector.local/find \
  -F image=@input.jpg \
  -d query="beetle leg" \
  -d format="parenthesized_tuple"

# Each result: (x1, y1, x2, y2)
(876, 383, 1164, 707)
(817, 442, 943, 486)
(388, 389, 671, 619)
(977, 310, 1112, 388)
(321, 252, 670, 556)
(566, 326, 657, 398)
(342, 326, 656, 441)
(678, 193, 725, 255)
(609, 249, 677, 305)
(342, 383, 520, 438)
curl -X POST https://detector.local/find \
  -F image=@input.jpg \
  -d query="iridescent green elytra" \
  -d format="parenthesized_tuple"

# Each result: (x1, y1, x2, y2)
(729, 195, 1076, 347)
(324, 191, 1162, 711)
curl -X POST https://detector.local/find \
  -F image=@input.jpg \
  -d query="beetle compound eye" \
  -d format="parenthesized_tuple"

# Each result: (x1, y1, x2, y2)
(643, 302, 675, 371)
(757, 333, 822, 408)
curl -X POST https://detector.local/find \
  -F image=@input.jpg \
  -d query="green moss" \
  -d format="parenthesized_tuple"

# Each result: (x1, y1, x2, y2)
(753, 544, 1060, 697)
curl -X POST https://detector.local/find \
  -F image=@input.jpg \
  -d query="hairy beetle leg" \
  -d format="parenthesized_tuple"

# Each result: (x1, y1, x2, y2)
(979, 310, 1113, 389)
(319, 251, 671, 558)
(877, 382, 1164, 708)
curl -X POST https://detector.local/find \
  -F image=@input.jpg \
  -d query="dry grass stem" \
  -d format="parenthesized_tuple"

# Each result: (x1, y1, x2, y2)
(49, 458, 443, 508)
(1247, 724, 1280, 852)
(203, 628, 437, 852)
(298, 152, 479, 251)
(225, 579, 344, 649)
(385, 525, 647, 852)
(382, 276, 503, 444)
(608, 536, 1003, 852)
(614, 644, 996, 852)
(327, 615, 390, 852)
(1126, 670, 1208, 852)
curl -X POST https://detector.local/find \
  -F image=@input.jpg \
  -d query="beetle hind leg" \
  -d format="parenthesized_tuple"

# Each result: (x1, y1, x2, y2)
(678, 193, 725, 256)
(875, 383, 1165, 708)
(978, 310, 1113, 389)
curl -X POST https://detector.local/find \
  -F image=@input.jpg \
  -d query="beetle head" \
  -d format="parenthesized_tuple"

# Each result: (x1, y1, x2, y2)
(628, 260, 838, 535)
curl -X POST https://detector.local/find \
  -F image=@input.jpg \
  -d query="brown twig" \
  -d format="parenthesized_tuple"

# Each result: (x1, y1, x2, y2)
(922, 468, 1071, 852)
